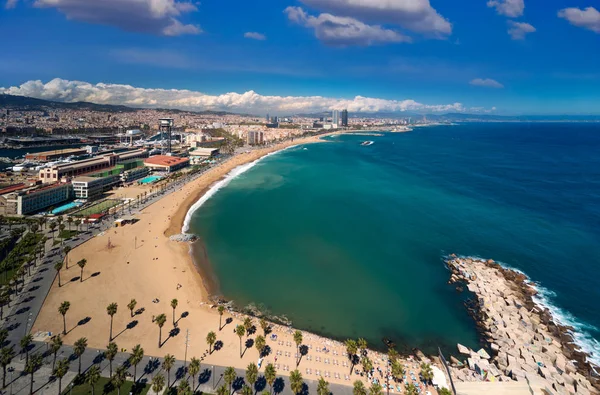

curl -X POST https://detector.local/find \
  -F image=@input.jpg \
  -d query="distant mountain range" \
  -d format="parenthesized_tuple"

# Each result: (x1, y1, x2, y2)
(1, 94, 599, 121)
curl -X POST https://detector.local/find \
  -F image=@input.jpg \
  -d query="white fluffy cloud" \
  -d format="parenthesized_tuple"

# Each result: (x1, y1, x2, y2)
(0, 78, 478, 114)
(4, 0, 17, 8)
(244, 32, 267, 40)
(558, 7, 600, 33)
(507, 21, 536, 39)
(29, 0, 201, 36)
(298, 0, 451, 36)
(285, 6, 410, 46)
(487, 0, 524, 18)
(470, 78, 504, 88)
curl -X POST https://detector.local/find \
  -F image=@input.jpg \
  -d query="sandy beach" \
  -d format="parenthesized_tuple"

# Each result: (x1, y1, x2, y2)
(31, 133, 438, 393)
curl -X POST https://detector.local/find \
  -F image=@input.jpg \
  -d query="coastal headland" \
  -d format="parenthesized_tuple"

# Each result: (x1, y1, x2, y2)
(31, 133, 440, 393)
(446, 255, 599, 394)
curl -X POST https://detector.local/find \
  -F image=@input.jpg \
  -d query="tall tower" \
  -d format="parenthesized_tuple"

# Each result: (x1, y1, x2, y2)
(341, 109, 348, 127)
(332, 110, 340, 126)
(159, 118, 174, 154)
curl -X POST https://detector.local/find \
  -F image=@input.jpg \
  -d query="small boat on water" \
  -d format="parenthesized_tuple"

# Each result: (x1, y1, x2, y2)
(361, 141, 374, 146)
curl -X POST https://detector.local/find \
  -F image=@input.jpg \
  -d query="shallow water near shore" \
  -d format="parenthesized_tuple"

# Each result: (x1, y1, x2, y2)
(187, 123, 600, 361)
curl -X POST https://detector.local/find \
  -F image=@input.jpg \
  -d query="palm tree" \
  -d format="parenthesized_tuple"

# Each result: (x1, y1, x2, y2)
(206, 331, 216, 354)
(54, 261, 64, 287)
(218, 305, 225, 330)
(255, 335, 266, 357)
(246, 362, 258, 393)
(235, 325, 245, 357)
(105, 342, 118, 378)
(74, 337, 88, 375)
(223, 366, 236, 395)
(0, 346, 15, 388)
(369, 383, 383, 395)
(50, 335, 62, 369)
(293, 330, 303, 366)
(77, 259, 86, 282)
(113, 366, 127, 395)
(127, 299, 137, 317)
(357, 338, 367, 355)
(67, 216, 73, 231)
(353, 381, 367, 395)
(0, 295, 8, 321)
(53, 358, 70, 395)
(345, 339, 358, 374)
(86, 365, 101, 395)
(177, 378, 191, 395)
(243, 317, 253, 336)
(289, 370, 303, 395)
(0, 327, 7, 346)
(216, 385, 228, 395)
(59, 301, 70, 334)
(317, 377, 330, 395)
(107, 303, 118, 341)
(420, 363, 433, 384)
(130, 344, 144, 382)
(63, 246, 71, 269)
(49, 221, 57, 240)
(361, 357, 373, 376)
(405, 383, 418, 395)
(20, 334, 33, 364)
(390, 359, 405, 382)
(241, 385, 252, 395)
(170, 299, 178, 325)
(58, 224, 66, 242)
(155, 313, 167, 347)
(25, 353, 42, 395)
(264, 363, 276, 395)
(259, 318, 269, 336)
(188, 357, 200, 391)
(152, 374, 166, 395)
(163, 354, 176, 388)
(438, 389, 452, 395)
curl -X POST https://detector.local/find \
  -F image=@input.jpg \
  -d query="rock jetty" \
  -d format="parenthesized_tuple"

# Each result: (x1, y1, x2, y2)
(446, 255, 599, 394)
(169, 233, 198, 242)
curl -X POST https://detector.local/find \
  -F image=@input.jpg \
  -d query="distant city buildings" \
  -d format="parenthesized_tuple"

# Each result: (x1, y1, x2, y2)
(341, 109, 348, 127)
(332, 110, 340, 126)
(247, 130, 265, 145)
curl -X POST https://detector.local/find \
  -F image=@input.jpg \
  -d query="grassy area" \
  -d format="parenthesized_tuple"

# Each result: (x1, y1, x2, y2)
(75, 199, 121, 217)
(58, 229, 79, 240)
(63, 377, 149, 395)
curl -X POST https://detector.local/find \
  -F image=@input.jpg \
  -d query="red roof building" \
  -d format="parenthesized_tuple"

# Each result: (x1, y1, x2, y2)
(143, 155, 189, 173)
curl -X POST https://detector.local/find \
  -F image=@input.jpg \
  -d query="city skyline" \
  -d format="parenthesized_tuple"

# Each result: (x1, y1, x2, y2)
(1, 0, 600, 115)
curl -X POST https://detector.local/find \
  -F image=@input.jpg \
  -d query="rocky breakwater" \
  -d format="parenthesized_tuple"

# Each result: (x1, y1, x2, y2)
(446, 255, 599, 394)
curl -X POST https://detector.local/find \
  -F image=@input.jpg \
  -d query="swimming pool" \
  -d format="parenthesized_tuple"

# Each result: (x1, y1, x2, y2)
(51, 201, 83, 214)
(138, 175, 162, 184)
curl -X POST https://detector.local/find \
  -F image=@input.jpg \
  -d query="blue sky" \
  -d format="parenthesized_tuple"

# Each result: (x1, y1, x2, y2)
(0, 0, 599, 115)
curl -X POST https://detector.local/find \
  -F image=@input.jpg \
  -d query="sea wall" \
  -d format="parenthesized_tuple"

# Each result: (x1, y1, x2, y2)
(446, 255, 599, 394)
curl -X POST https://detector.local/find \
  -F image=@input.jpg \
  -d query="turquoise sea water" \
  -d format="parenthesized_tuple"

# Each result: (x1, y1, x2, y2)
(187, 123, 600, 360)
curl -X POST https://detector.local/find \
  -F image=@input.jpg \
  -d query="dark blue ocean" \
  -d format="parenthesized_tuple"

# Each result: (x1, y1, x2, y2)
(187, 123, 600, 361)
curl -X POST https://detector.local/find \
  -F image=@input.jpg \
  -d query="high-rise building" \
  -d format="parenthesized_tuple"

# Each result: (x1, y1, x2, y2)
(332, 110, 340, 126)
(341, 109, 348, 127)
(266, 113, 270, 122)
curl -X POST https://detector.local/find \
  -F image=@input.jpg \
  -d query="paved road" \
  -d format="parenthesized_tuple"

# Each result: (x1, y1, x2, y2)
(1, 151, 358, 394)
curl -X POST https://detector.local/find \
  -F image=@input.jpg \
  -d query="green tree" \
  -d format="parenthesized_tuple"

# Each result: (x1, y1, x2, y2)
(59, 301, 70, 334)
(77, 259, 86, 282)
(224, 366, 236, 395)
(63, 246, 71, 269)
(259, 318, 269, 336)
(353, 381, 367, 395)
(105, 342, 118, 378)
(216, 385, 228, 395)
(241, 385, 253, 395)
(74, 337, 88, 375)
(361, 356, 373, 375)
(112, 366, 127, 395)
(54, 261, 64, 287)
(130, 344, 144, 382)
(170, 298, 178, 325)
(293, 330, 303, 367)
(357, 338, 367, 354)
(438, 388, 452, 395)
(246, 362, 258, 392)
(265, 363, 276, 395)
(86, 365, 101, 395)
(206, 331, 216, 354)
(420, 363, 433, 383)
(163, 354, 175, 388)
(20, 334, 33, 364)
(50, 335, 62, 369)
(49, 221, 57, 240)
(317, 377, 330, 395)
(0, 347, 15, 388)
(235, 325, 246, 357)
(0, 328, 7, 346)
(152, 374, 166, 395)
(218, 305, 225, 330)
(255, 335, 266, 356)
(390, 359, 405, 382)
(156, 313, 167, 347)
(25, 353, 42, 395)
(405, 383, 418, 395)
(289, 370, 303, 395)
(188, 357, 200, 391)
(127, 299, 137, 317)
(369, 383, 383, 395)
(243, 317, 253, 336)
(107, 302, 118, 341)
(345, 339, 358, 374)
(53, 358, 70, 395)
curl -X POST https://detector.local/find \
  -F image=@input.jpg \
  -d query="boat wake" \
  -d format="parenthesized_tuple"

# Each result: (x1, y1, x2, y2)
(182, 145, 299, 233)
(452, 255, 600, 367)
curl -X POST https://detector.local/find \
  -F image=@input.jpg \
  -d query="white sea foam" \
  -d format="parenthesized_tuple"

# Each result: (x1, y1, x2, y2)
(453, 255, 600, 367)
(182, 145, 299, 233)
